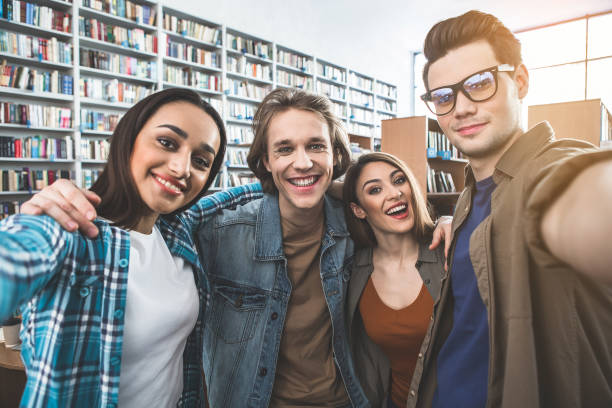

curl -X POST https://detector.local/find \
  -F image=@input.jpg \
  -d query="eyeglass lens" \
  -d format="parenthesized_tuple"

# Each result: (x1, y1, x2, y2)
(428, 70, 497, 115)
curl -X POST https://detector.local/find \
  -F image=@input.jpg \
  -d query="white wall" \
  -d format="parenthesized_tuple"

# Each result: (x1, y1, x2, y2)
(171, 0, 612, 116)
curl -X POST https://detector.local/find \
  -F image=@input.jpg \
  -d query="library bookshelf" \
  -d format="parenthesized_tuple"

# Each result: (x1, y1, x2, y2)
(0, 0, 397, 216)
(381, 116, 466, 216)
(528, 99, 612, 148)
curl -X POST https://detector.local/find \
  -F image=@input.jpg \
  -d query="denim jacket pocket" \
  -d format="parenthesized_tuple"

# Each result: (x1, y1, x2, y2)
(214, 284, 267, 344)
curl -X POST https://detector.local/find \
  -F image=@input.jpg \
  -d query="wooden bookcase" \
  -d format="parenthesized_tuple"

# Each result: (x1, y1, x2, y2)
(381, 116, 467, 216)
(528, 99, 612, 148)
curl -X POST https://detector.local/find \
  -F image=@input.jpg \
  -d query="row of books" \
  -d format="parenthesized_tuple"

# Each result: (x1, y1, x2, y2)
(166, 39, 219, 68)
(318, 63, 346, 83)
(0, 200, 21, 219)
(350, 72, 373, 91)
(350, 106, 373, 122)
(350, 89, 373, 107)
(213, 171, 257, 189)
(163, 14, 221, 44)
(330, 100, 347, 118)
(427, 130, 462, 160)
(226, 79, 269, 100)
(276, 50, 312, 72)
(80, 138, 109, 160)
(276, 70, 312, 90)
(348, 122, 374, 137)
(80, 76, 151, 103)
(427, 168, 456, 193)
(0, 102, 72, 128)
(228, 102, 255, 121)
(164, 66, 220, 91)
(227, 55, 271, 81)
(349, 142, 372, 160)
(204, 97, 222, 116)
(82, 168, 101, 189)
(0, 167, 74, 192)
(226, 148, 248, 166)
(227, 125, 253, 144)
(376, 82, 397, 99)
(81, 0, 156, 26)
(0, 61, 73, 94)
(0, 135, 73, 159)
(317, 81, 345, 101)
(79, 16, 158, 54)
(376, 99, 395, 112)
(79, 48, 157, 80)
(1, 0, 71, 33)
(0, 30, 72, 64)
(227, 33, 272, 59)
(80, 109, 120, 132)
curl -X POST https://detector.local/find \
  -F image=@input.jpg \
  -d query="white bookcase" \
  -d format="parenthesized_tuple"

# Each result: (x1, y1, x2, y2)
(0, 0, 397, 212)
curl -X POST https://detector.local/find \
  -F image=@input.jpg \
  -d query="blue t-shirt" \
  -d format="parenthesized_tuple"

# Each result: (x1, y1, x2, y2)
(432, 176, 496, 408)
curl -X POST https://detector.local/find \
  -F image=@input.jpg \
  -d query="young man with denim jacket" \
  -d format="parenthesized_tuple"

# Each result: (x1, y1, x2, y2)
(196, 88, 369, 407)
(414, 10, 612, 408)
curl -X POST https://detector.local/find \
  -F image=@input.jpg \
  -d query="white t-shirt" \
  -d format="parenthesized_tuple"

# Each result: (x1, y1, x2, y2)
(118, 226, 199, 407)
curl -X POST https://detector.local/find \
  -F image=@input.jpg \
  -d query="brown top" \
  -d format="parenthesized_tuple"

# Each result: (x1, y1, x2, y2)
(269, 215, 349, 407)
(415, 122, 612, 408)
(359, 279, 433, 407)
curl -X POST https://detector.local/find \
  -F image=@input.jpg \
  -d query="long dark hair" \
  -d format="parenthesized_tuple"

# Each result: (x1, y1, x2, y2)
(91, 88, 227, 229)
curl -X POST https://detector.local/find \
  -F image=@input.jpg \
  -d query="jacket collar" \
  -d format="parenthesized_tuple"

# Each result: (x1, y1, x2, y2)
(353, 238, 440, 268)
(254, 193, 349, 261)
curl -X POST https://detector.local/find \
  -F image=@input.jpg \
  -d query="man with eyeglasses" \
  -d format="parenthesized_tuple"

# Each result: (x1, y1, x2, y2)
(413, 10, 612, 408)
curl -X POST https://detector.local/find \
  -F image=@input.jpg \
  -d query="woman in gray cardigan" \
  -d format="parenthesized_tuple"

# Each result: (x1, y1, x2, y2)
(343, 152, 446, 408)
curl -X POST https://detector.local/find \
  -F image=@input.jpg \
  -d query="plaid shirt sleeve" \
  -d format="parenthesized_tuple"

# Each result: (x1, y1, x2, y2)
(182, 182, 263, 235)
(0, 214, 78, 323)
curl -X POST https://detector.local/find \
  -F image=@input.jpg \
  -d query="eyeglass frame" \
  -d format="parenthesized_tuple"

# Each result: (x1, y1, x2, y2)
(421, 64, 516, 116)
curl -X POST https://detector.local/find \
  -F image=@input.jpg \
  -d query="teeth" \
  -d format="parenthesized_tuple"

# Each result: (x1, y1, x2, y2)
(155, 175, 181, 193)
(290, 176, 317, 187)
(386, 204, 407, 215)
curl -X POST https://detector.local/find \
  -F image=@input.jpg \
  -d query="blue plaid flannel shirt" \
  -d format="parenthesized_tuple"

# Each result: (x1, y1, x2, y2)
(0, 183, 262, 408)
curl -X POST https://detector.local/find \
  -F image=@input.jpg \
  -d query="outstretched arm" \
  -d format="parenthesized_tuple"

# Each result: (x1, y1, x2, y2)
(182, 183, 263, 234)
(0, 215, 76, 320)
(541, 159, 612, 283)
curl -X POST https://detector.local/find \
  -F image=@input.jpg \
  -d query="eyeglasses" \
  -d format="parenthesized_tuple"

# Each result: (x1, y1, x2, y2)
(421, 64, 515, 116)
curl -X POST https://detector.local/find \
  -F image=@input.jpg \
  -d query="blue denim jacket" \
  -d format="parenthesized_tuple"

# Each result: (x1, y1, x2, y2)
(197, 193, 370, 408)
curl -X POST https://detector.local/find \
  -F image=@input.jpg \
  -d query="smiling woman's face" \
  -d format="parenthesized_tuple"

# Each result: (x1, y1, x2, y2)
(351, 161, 416, 237)
(129, 101, 220, 217)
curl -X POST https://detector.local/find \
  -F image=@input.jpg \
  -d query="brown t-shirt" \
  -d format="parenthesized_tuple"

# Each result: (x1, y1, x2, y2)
(359, 278, 433, 407)
(269, 216, 349, 407)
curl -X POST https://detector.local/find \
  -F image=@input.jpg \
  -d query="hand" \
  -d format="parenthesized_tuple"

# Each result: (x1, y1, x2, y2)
(429, 215, 453, 271)
(20, 179, 102, 238)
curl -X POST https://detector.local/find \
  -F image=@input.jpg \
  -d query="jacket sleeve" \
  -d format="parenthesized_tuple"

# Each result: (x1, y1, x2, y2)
(0, 214, 77, 321)
(182, 182, 263, 235)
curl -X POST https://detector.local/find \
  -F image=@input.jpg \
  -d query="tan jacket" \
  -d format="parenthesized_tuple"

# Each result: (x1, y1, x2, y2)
(346, 240, 445, 407)
(415, 122, 612, 408)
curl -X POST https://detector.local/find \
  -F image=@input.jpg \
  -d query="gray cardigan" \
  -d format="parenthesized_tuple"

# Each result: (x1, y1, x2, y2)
(346, 240, 445, 407)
